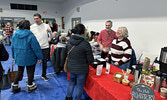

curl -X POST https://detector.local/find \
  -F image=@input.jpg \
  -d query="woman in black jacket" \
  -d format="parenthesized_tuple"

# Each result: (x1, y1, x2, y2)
(65, 24, 94, 100)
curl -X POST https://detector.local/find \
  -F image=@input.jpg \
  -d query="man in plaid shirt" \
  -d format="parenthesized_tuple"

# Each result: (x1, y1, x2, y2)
(4, 22, 13, 45)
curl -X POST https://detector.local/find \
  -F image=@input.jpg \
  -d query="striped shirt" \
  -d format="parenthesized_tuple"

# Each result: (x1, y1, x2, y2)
(107, 38, 132, 65)
(4, 26, 13, 36)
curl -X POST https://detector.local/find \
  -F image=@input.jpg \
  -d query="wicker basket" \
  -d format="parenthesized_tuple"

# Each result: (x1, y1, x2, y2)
(113, 72, 123, 83)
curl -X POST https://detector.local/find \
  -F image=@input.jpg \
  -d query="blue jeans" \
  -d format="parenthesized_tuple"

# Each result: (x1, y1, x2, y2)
(66, 73, 87, 100)
(111, 61, 130, 71)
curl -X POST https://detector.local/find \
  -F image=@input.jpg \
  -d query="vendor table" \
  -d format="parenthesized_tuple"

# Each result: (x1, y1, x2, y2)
(84, 64, 166, 100)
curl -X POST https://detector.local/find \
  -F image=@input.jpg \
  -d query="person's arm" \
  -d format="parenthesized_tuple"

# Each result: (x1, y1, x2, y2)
(30, 34, 43, 61)
(50, 37, 59, 45)
(97, 31, 103, 51)
(46, 24, 53, 39)
(85, 43, 94, 63)
(106, 51, 112, 61)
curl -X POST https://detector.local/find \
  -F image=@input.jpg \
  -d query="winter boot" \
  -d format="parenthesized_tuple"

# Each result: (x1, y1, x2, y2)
(27, 82, 37, 93)
(12, 84, 21, 93)
(65, 96, 73, 100)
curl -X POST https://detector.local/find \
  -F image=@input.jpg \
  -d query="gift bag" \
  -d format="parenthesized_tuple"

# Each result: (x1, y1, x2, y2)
(10, 61, 23, 82)
(0, 68, 11, 90)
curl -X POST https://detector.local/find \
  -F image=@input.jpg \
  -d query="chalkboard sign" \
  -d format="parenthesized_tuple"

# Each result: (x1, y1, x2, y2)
(131, 84, 155, 100)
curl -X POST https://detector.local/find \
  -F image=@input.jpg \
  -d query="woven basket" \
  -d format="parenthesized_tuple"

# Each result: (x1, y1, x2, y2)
(113, 72, 123, 83)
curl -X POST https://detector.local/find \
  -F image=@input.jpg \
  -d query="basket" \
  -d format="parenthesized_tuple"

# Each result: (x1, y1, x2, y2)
(113, 72, 123, 83)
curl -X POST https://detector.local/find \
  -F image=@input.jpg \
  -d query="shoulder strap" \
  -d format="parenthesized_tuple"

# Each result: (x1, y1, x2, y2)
(66, 46, 75, 58)
(12, 60, 14, 72)
(67, 46, 75, 55)
(66, 39, 84, 57)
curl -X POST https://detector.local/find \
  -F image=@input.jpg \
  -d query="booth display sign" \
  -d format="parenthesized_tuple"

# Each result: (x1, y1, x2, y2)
(131, 84, 155, 100)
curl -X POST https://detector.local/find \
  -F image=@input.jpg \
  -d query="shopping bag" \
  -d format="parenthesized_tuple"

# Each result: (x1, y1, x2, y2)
(10, 61, 23, 82)
(0, 68, 11, 90)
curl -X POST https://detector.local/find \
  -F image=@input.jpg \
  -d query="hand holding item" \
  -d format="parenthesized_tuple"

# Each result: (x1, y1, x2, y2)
(99, 44, 103, 51)
(47, 29, 51, 32)
(38, 60, 42, 63)
(114, 62, 119, 65)
(105, 57, 109, 61)
(48, 38, 51, 42)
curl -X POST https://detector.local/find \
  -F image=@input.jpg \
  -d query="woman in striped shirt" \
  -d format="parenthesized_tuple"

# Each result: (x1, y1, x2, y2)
(106, 27, 132, 70)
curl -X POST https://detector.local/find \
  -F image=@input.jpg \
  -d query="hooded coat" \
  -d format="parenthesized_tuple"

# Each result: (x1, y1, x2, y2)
(67, 34, 94, 74)
(11, 29, 43, 66)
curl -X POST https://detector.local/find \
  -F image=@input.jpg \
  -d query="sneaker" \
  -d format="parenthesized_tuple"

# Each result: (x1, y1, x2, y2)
(41, 76, 49, 81)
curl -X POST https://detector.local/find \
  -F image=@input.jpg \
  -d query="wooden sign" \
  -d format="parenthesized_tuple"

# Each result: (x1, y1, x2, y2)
(131, 84, 155, 100)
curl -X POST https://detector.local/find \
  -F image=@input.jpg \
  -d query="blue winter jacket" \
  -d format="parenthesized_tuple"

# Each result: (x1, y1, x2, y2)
(11, 29, 43, 66)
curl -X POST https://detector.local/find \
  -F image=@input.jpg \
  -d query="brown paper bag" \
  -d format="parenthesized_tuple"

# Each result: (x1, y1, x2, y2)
(10, 61, 23, 82)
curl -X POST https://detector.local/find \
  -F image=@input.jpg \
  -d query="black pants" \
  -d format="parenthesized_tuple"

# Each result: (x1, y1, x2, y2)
(14, 64, 35, 85)
(42, 48, 50, 77)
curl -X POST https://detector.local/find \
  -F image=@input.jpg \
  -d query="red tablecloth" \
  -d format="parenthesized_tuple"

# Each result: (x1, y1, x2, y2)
(84, 64, 166, 100)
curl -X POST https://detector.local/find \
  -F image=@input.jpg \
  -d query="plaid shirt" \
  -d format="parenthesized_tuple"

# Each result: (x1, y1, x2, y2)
(4, 26, 13, 36)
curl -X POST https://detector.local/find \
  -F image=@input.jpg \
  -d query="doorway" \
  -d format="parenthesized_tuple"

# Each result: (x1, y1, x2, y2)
(71, 17, 81, 29)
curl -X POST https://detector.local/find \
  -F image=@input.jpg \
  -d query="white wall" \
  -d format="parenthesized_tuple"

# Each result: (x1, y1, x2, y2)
(0, 0, 63, 31)
(62, 0, 167, 61)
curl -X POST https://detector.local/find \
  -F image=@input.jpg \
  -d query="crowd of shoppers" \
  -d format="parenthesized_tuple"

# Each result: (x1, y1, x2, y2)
(0, 13, 134, 100)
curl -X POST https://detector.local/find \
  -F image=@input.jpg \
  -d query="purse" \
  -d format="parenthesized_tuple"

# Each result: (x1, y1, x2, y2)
(10, 61, 23, 82)
(0, 68, 11, 90)
(64, 46, 75, 72)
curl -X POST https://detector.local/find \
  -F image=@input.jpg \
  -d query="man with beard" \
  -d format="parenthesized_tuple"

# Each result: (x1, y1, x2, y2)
(97, 20, 116, 59)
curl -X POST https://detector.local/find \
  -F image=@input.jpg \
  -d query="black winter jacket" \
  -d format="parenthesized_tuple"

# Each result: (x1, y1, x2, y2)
(67, 34, 94, 74)
(50, 43, 66, 73)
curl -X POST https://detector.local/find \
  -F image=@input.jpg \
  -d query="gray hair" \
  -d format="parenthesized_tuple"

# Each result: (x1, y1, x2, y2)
(119, 27, 129, 38)
(105, 20, 113, 25)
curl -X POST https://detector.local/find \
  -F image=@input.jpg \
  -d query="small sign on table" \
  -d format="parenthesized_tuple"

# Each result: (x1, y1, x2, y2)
(131, 84, 155, 100)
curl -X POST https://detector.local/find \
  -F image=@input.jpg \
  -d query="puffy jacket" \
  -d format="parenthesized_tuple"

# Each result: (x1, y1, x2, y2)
(11, 29, 43, 66)
(50, 43, 66, 73)
(67, 34, 94, 74)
